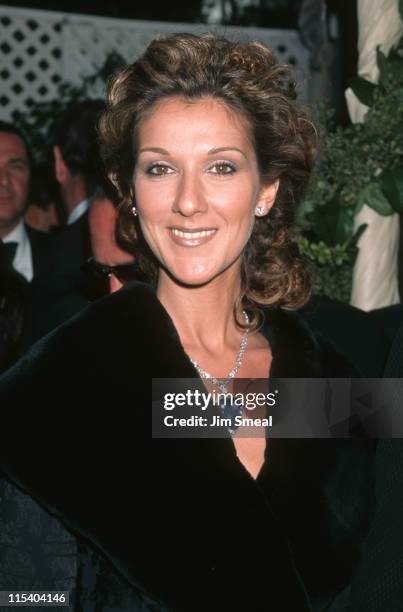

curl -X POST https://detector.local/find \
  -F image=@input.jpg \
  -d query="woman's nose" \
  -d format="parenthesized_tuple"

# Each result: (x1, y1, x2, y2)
(172, 172, 207, 217)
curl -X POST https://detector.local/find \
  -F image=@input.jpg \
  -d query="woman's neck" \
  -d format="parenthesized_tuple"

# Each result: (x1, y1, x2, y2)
(156, 267, 243, 354)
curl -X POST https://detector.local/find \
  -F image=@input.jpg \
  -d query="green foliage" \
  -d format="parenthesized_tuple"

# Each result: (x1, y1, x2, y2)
(349, 76, 376, 107)
(381, 167, 403, 213)
(297, 224, 366, 302)
(12, 51, 126, 165)
(298, 34, 403, 301)
(357, 183, 394, 216)
(298, 237, 354, 303)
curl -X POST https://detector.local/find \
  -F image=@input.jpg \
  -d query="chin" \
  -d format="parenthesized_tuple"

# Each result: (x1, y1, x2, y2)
(165, 262, 223, 288)
(165, 258, 240, 287)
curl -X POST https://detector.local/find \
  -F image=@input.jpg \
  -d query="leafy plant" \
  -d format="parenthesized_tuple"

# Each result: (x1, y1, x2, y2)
(298, 34, 403, 302)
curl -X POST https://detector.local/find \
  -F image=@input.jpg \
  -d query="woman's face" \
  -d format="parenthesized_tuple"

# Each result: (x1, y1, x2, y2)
(133, 96, 277, 287)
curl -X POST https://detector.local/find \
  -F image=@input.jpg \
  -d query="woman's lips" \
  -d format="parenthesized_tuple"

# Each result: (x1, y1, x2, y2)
(169, 227, 217, 247)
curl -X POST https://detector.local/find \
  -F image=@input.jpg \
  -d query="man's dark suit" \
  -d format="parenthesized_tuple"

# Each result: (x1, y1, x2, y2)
(25, 224, 50, 278)
(2, 224, 49, 355)
(29, 213, 92, 342)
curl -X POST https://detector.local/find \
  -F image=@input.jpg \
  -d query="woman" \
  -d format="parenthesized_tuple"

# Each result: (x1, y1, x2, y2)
(0, 34, 375, 611)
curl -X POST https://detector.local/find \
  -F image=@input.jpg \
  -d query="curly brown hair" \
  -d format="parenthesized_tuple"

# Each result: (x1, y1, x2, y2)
(98, 32, 317, 328)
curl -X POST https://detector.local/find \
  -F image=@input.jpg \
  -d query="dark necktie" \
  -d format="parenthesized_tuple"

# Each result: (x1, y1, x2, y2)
(0, 240, 18, 269)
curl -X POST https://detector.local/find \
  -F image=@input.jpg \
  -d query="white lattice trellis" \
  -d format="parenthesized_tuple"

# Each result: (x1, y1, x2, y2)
(0, 5, 309, 120)
(0, 7, 64, 118)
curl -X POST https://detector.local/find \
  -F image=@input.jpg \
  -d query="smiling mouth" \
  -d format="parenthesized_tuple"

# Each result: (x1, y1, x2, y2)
(169, 227, 217, 246)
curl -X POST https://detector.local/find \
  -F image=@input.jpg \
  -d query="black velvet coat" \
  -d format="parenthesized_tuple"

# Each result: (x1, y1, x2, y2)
(0, 282, 376, 612)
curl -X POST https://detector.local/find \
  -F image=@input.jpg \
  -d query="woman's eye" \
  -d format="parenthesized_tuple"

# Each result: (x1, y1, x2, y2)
(146, 164, 174, 176)
(208, 162, 236, 175)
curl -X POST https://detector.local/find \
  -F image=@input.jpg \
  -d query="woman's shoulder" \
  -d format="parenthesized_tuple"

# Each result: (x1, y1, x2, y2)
(4, 282, 160, 362)
(0, 281, 195, 396)
(262, 306, 360, 378)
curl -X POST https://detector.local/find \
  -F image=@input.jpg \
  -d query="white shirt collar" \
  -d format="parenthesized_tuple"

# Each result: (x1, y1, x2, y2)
(67, 198, 90, 225)
(3, 220, 33, 282)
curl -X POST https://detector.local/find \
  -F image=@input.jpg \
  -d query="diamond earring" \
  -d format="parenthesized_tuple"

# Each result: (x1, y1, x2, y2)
(131, 205, 138, 217)
(255, 206, 266, 216)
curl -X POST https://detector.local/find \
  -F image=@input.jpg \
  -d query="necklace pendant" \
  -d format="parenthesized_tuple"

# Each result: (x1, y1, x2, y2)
(217, 394, 243, 434)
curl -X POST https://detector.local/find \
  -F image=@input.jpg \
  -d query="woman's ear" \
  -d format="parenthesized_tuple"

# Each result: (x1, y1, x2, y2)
(255, 179, 279, 217)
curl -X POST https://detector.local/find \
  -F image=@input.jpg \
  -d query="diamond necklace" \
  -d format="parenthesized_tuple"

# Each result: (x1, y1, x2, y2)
(189, 311, 250, 393)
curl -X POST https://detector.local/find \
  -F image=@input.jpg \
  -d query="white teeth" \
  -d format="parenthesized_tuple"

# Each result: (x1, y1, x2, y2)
(171, 229, 216, 239)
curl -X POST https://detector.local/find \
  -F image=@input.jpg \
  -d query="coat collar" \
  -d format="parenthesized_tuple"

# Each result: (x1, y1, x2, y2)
(98, 281, 352, 380)
(10, 280, 352, 393)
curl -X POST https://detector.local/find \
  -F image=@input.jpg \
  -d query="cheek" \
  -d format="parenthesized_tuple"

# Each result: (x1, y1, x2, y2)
(134, 179, 171, 221)
(137, 206, 167, 259)
(14, 175, 30, 200)
(213, 181, 257, 227)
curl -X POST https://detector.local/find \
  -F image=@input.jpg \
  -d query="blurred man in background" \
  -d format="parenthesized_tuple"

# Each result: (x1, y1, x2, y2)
(52, 99, 106, 225)
(0, 121, 50, 362)
(30, 100, 106, 336)
(0, 121, 48, 283)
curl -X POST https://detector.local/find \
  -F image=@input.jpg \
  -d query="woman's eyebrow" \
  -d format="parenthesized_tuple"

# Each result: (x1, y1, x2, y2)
(138, 146, 247, 159)
(138, 147, 169, 155)
(208, 146, 247, 159)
